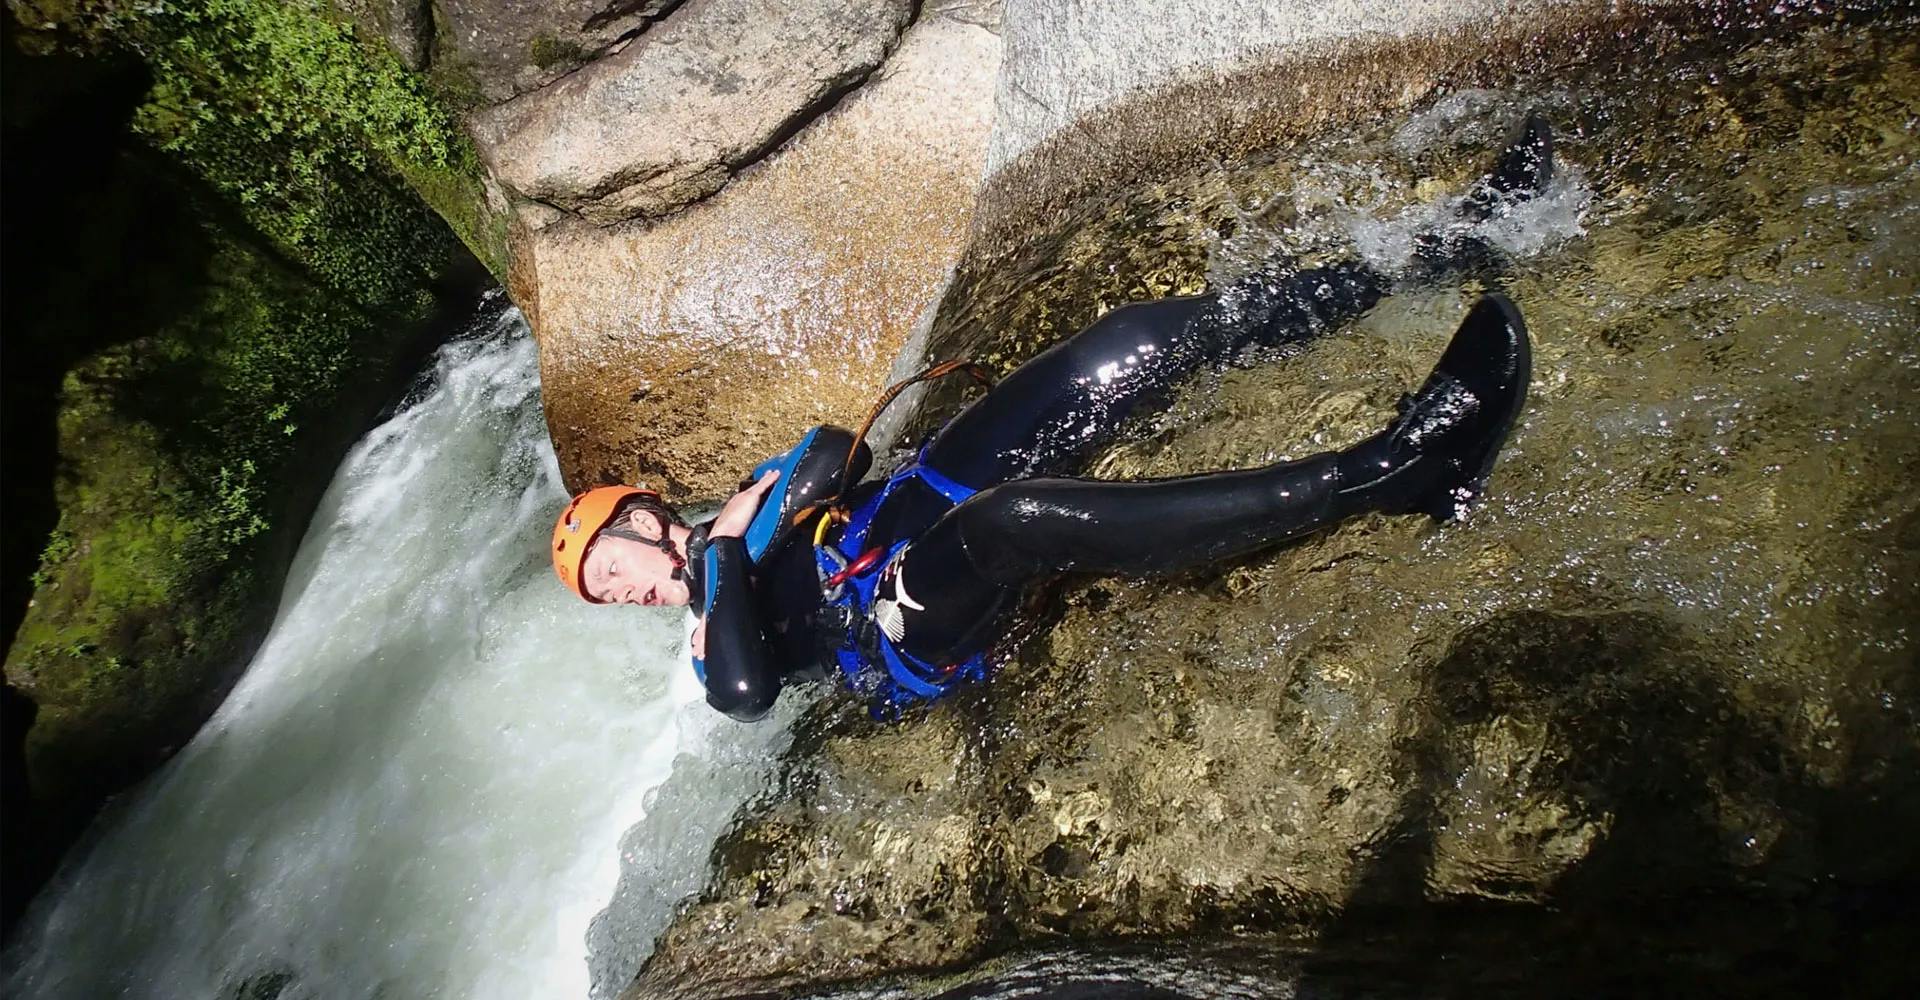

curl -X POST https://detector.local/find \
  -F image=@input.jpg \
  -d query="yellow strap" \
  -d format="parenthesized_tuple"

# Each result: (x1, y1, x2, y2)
(812, 508, 841, 547)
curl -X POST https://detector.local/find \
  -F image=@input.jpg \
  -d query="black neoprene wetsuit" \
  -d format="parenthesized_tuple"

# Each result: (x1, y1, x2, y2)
(681, 115, 1554, 721)
(683, 271, 1531, 721)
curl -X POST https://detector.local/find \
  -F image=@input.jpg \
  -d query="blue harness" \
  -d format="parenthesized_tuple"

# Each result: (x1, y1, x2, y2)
(812, 450, 989, 712)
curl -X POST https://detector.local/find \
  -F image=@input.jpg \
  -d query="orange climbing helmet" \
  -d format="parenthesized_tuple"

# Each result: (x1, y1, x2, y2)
(551, 486, 649, 603)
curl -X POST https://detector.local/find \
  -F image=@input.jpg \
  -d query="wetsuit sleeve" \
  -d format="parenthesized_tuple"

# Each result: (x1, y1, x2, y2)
(693, 536, 782, 722)
(742, 425, 871, 560)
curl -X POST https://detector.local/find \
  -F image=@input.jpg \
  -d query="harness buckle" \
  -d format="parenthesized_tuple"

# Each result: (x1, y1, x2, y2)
(815, 545, 850, 603)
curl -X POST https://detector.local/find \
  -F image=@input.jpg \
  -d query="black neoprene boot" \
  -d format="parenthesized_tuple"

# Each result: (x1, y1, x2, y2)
(1333, 292, 1533, 521)
(1465, 112, 1556, 222)
(1412, 113, 1557, 277)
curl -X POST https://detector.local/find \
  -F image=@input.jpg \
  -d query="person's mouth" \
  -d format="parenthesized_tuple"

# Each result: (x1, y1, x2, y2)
(642, 586, 657, 606)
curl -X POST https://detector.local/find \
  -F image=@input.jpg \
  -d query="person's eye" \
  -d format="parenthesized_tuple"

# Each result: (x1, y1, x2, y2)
(608, 562, 619, 577)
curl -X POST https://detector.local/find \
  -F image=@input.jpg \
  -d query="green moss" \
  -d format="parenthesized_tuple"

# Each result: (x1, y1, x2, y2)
(8, 225, 427, 804)
(4, 0, 504, 853)
(28, 528, 76, 591)
(28, 0, 509, 284)
(528, 32, 587, 71)
(422, 0, 485, 111)
(424, 52, 485, 112)
(393, 145, 510, 277)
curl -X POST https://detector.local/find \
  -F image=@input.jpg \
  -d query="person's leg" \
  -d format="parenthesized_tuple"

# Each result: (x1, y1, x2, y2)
(884, 293, 1532, 665)
(920, 112, 1555, 490)
(923, 261, 1387, 488)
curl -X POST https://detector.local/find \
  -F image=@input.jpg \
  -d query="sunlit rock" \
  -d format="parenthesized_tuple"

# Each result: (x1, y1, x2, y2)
(524, 7, 1001, 497)
(470, 0, 915, 225)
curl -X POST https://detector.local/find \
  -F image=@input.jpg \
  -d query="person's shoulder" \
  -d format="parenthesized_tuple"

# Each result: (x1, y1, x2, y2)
(742, 425, 870, 558)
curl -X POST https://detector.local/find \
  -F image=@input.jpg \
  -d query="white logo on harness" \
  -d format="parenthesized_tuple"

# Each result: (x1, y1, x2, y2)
(872, 556, 925, 644)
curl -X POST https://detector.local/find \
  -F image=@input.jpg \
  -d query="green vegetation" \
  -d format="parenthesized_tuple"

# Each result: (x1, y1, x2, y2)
(528, 32, 588, 71)
(16, 0, 508, 275)
(6, 226, 435, 812)
(2, 0, 500, 908)
(28, 531, 75, 592)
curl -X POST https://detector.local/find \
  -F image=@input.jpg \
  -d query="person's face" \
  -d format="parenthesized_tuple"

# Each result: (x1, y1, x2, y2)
(580, 510, 691, 607)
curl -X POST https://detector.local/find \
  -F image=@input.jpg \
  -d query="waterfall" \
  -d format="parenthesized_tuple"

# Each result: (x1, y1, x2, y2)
(2, 296, 794, 999)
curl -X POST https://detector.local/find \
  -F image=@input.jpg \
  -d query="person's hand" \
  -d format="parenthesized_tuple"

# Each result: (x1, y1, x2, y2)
(707, 469, 779, 539)
(691, 621, 707, 660)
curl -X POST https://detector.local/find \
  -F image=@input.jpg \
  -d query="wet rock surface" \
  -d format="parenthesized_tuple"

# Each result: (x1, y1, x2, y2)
(988, 0, 1538, 172)
(470, 0, 914, 224)
(622, 11, 1919, 997)
(527, 6, 1001, 498)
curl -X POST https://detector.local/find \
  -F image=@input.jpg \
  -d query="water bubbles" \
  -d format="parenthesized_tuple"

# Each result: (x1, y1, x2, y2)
(4, 306, 800, 1000)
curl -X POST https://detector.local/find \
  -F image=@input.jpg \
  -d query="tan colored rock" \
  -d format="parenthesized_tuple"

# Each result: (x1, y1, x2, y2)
(522, 9, 1002, 498)
(437, 0, 679, 102)
(471, 0, 916, 225)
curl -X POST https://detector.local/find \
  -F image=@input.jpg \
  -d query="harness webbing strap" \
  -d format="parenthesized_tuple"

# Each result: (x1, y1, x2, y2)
(795, 359, 996, 713)
(790, 357, 994, 530)
(815, 454, 986, 711)
(914, 463, 977, 506)
(879, 635, 948, 699)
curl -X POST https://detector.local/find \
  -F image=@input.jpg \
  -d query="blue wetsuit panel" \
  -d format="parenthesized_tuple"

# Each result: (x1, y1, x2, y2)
(743, 427, 821, 560)
(741, 425, 872, 561)
(690, 545, 725, 684)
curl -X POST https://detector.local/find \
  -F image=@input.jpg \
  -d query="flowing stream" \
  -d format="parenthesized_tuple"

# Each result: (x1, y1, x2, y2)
(1, 298, 796, 999)
(7, 9, 1917, 1000)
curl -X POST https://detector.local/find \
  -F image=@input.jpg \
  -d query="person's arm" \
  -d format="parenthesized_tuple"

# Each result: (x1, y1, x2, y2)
(740, 425, 871, 559)
(692, 472, 782, 721)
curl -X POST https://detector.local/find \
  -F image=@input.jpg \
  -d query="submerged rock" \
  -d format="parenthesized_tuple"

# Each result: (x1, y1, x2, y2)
(622, 11, 1920, 997)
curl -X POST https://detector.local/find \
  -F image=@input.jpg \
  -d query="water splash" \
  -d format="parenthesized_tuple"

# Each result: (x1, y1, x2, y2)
(1, 298, 794, 999)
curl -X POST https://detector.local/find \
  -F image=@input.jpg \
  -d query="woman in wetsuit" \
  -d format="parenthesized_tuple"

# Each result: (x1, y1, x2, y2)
(550, 118, 1551, 721)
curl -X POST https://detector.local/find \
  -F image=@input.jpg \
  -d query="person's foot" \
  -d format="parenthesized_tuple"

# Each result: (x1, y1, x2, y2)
(1411, 113, 1557, 276)
(1463, 112, 1556, 222)
(1337, 293, 1533, 521)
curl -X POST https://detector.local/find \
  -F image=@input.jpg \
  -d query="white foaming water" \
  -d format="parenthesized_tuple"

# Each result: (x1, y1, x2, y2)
(2, 298, 793, 999)
(1343, 166, 1595, 275)
(1356, 96, 1594, 271)
(1200, 101, 1593, 294)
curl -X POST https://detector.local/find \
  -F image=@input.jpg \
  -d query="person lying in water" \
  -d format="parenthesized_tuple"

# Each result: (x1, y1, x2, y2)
(550, 117, 1553, 721)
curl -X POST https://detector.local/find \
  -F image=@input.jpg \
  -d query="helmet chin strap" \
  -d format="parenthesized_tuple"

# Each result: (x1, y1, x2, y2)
(601, 514, 688, 583)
